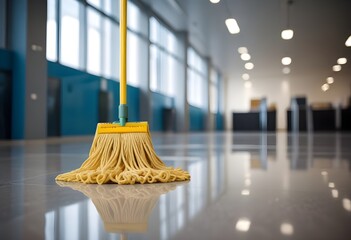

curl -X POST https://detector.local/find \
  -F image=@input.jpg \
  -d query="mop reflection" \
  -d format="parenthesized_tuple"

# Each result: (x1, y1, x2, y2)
(56, 181, 188, 238)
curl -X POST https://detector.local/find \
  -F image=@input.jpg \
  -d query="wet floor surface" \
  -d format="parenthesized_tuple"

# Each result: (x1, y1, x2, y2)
(0, 132, 350, 239)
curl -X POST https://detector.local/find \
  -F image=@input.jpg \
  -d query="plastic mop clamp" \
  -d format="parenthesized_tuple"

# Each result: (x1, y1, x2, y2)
(55, 0, 190, 185)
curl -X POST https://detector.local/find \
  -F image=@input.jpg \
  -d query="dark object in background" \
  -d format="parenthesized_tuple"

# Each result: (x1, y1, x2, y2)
(47, 78, 61, 137)
(311, 109, 336, 131)
(232, 112, 260, 131)
(310, 102, 336, 131)
(162, 107, 175, 132)
(341, 108, 351, 131)
(0, 71, 11, 139)
(267, 110, 276, 131)
(99, 90, 112, 123)
(233, 98, 276, 131)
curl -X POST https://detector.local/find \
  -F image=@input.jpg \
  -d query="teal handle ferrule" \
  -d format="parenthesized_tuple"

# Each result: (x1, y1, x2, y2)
(119, 104, 128, 126)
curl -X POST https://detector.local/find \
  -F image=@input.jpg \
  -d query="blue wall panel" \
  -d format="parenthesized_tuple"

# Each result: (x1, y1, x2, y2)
(151, 92, 174, 131)
(216, 113, 224, 130)
(48, 62, 100, 135)
(127, 85, 140, 122)
(106, 80, 119, 122)
(0, 49, 13, 71)
(189, 105, 205, 131)
(61, 75, 100, 135)
(48, 62, 140, 135)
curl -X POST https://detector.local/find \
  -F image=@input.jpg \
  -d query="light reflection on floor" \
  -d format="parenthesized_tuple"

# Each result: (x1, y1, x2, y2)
(0, 132, 350, 239)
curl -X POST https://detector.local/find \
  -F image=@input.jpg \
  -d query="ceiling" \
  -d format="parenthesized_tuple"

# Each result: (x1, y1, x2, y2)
(141, 0, 351, 88)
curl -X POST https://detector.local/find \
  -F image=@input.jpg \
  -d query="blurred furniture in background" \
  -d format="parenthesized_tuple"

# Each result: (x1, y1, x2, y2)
(341, 97, 351, 131)
(0, 71, 11, 139)
(250, 99, 261, 111)
(162, 107, 176, 132)
(232, 98, 276, 131)
(310, 102, 336, 131)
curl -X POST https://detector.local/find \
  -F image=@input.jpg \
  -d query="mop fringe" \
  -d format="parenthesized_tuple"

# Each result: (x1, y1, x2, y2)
(55, 131, 190, 184)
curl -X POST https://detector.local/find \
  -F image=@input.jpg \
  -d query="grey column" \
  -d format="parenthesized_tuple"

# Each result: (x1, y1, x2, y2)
(9, 0, 48, 139)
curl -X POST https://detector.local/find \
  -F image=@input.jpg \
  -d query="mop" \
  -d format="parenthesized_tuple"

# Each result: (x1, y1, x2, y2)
(55, 0, 190, 184)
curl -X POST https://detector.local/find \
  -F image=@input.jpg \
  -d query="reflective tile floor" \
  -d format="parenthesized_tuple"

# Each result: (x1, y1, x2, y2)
(0, 132, 351, 240)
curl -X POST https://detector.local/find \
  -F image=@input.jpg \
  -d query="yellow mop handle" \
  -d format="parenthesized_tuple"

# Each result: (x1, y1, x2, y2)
(120, 0, 127, 104)
(119, 0, 128, 126)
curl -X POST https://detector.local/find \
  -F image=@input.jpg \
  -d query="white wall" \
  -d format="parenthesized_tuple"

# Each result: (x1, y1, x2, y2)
(225, 75, 350, 130)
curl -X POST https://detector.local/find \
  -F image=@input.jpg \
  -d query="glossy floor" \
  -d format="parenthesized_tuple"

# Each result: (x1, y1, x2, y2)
(0, 132, 351, 239)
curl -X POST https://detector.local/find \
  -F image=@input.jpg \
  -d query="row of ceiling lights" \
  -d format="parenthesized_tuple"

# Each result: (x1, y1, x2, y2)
(321, 35, 350, 92)
(211, 0, 350, 92)
(281, 0, 294, 76)
(209, 0, 253, 87)
(211, 0, 294, 88)
(238, 47, 253, 88)
(321, 56, 348, 92)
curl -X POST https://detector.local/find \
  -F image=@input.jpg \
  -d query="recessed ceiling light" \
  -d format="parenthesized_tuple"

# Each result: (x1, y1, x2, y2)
(244, 81, 252, 88)
(238, 47, 248, 54)
(282, 67, 290, 74)
(242, 73, 250, 80)
(225, 18, 240, 34)
(209, 0, 220, 3)
(343, 198, 351, 211)
(280, 223, 294, 236)
(241, 189, 250, 196)
(245, 62, 254, 70)
(337, 58, 347, 65)
(281, 29, 294, 40)
(332, 189, 339, 198)
(332, 65, 341, 72)
(326, 77, 334, 84)
(281, 57, 292, 65)
(235, 218, 251, 232)
(321, 83, 329, 92)
(241, 53, 251, 61)
(346, 35, 351, 47)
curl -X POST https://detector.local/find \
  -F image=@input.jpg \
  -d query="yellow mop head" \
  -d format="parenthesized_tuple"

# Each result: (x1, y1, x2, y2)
(55, 122, 190, 184)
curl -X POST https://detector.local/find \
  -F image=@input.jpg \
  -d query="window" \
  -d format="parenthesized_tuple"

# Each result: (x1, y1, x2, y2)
(149, 17, 182, 97)
(102, 19, 119, 79)
(60, 0, 83, 69)
(128, 1, 148, 37)
(150, 45, 159, 91)
(187, 48, 208, 108)
(87, 7, 120, 79)
(46, 0, 57, 61)
(126, 2, 148, 87)
(127, 31, 139, 86)
(87, 0, 119, 19)
(87, 8, 102, 75)
(47, 0, 147, 86)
